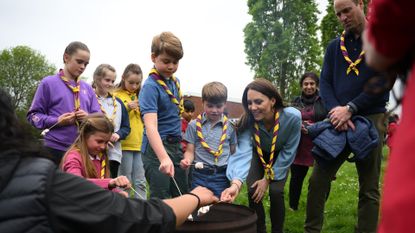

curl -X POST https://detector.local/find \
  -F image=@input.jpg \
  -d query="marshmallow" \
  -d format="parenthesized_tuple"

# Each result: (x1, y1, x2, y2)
(195, 162, 204, 169)
(41, 129, 50, 136)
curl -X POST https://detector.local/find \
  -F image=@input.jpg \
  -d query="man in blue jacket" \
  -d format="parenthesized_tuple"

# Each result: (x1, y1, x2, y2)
(304, 0, 388, 232)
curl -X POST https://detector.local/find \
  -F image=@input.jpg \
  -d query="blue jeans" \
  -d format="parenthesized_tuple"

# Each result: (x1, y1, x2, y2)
(191, 168, 229, 198)
(119, 151, 147, 199)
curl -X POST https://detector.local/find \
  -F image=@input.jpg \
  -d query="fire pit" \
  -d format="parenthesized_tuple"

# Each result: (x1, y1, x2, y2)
(175, 203, 257, 233)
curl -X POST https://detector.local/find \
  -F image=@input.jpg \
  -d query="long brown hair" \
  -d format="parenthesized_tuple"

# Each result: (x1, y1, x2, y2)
(237, 78, 285, 133)
(61, 114, 114, 178)
(117, 63, 143, 94)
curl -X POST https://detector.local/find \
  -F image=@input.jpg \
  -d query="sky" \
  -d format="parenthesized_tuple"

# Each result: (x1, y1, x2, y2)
(0, 0, 328, 101)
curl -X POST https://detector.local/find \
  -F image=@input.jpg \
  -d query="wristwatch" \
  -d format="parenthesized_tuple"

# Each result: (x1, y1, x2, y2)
(346, 104, 355, 114)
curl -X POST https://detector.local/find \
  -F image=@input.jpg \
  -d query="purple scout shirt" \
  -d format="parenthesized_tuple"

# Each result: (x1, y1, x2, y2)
(27, 73, 101, 151)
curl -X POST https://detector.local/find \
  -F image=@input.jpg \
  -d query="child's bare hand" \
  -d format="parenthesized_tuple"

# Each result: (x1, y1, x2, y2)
(110, 133, 120, 142)
(128, 100, 138, 110)
(75, 109, 88, 122)
(180, 158, 191, 169)
(58, 112, 76, 126)
(159, 157, 174, 177)
(109, 175, 131, 189)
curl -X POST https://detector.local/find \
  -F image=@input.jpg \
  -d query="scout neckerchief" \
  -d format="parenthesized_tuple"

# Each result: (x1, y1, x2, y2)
(96, 93, 117, 124)
(59, 69, 81, 127)
(254, 111, 280, 180)
(340, 31, 365, 76)
(98, 152, 106, 179)
(196, 113, 228, 164)
(149, 68, 184, 115)
(59, 69, 81, 111)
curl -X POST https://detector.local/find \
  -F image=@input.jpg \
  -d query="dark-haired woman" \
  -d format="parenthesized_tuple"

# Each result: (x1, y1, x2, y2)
(288, 72, 327, 211)
(221, 78, 301, 233)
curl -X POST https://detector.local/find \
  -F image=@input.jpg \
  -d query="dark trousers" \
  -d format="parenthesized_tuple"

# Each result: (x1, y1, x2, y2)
(247, 155, 287, 233)
(304, 113, 386, 233)
(46, 147, 65, 165)
(142, 140, 188, 199)
(289, 164, 309, 210)
(109, 160, 120, 178)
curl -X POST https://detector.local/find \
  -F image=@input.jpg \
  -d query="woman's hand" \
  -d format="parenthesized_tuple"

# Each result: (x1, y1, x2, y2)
(220, 183, 240, 203)
(251, 178, 269, 203)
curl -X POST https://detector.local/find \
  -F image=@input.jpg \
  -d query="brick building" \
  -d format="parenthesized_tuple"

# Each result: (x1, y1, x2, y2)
(183, 93, 244, 121)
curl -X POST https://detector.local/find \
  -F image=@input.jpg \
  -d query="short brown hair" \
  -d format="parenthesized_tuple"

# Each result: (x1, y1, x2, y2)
(151, 32, 184, 60)
(202, 82, 228, 104)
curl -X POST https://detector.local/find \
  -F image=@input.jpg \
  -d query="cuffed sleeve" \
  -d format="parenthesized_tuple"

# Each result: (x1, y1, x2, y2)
(226, 130, 252, 182)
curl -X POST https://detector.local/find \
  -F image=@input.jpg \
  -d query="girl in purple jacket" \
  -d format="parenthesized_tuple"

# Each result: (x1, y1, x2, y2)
(27, 41, 101, 164)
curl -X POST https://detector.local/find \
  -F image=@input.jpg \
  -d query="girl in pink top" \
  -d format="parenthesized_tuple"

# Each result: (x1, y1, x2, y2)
(61, 114, 131, 196)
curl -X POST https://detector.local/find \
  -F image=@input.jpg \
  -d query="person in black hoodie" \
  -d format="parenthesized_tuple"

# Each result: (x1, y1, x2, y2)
(0, 88, 217, 233)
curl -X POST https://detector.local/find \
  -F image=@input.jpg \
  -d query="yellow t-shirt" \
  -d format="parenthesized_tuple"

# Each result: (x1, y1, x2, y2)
(113, 89, 143, 151)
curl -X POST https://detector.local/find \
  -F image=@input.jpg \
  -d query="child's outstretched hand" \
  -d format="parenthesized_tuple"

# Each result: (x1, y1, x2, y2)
(159, 157, 174, 177)
(109, 175, 131, 189)
(180, 158, 191, 169)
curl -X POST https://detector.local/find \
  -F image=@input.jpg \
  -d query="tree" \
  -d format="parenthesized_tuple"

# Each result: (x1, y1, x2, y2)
(244, 0, 321, 101)
(0, 46, 56, 111)
(320, 0, 369, 52)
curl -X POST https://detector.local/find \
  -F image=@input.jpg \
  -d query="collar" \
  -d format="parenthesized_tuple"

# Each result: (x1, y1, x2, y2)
(200, 112, 226, 126)
(89, 154, 101, 161)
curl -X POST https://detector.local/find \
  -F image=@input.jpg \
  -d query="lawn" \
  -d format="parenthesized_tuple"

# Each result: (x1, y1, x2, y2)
(233, 147, 389, 233)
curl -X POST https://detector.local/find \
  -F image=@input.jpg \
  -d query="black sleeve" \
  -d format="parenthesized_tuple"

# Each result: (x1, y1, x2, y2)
(49, 170, 176, 233)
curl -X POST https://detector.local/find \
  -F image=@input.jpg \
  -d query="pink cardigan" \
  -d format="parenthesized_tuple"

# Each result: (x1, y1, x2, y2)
(62, 150, 113, 190)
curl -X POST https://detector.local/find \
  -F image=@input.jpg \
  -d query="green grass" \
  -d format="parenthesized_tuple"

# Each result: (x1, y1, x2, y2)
(234, 147, 389, 233)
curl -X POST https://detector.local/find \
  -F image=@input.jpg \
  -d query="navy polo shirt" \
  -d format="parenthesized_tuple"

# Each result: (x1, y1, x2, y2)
(319, 31, 389, 115)
(139, 74, 182, 149)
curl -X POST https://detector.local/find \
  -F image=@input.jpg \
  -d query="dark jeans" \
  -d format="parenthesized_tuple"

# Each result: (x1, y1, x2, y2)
(142, 140, 188, 199)
(304, 113, 386, 233)
(109, 160, 120, 178)
(289, 164, 309, 210)
(247, 155, 287, 233)
(46, 147, 65, 165)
